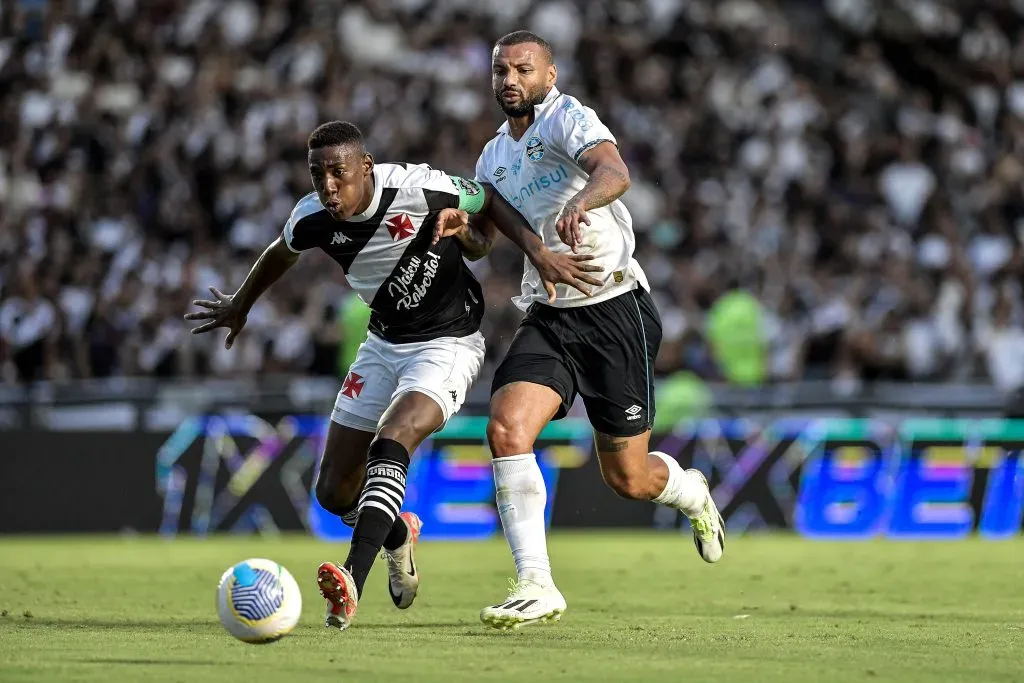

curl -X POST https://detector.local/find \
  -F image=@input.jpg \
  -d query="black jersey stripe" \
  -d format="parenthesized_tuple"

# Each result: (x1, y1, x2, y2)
(290, 188, 399, 273)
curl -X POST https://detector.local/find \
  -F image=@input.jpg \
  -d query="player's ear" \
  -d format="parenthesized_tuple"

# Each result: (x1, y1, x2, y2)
(363, 152, 374, 174)
(548, 62, 557, 88)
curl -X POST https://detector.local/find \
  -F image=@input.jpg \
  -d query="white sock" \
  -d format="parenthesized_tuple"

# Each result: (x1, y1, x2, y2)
(650, 451, 707, 518)
(492, 453, 553, 586)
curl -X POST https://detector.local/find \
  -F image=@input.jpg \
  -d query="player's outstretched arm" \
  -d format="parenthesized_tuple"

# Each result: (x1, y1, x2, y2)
(479, 185, 605, 301)
(555, 142, 631, 252)
(433, 207, 495, 261)
(184, 237, 299, 349)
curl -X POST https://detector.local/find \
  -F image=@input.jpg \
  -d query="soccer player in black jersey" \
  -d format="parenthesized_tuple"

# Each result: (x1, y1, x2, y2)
(185, 121, 601, 631)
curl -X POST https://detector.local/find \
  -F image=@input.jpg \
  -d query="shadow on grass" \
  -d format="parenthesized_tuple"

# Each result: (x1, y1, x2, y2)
(73, 658, 229, 667)
(356, 621, 469, 630)
(2, 617, 217, 631)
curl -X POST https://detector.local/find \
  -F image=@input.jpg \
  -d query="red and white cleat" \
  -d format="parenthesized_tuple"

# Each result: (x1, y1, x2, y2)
(317, 562, 358, 631)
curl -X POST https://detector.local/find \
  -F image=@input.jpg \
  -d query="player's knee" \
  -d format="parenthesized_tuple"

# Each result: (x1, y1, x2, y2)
(603, 469, 650, 501)
(375, 422, 426, 451)
(314, 470, 360, 516)
(487, 416, 532, 457)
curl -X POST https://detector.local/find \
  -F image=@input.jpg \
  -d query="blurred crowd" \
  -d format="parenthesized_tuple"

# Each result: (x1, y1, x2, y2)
(2, 0, 1024, 392)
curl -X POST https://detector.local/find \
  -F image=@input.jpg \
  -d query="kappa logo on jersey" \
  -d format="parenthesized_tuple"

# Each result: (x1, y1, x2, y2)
(625, 405, 643, 421)
(331, 232, 351, 245)
(385, 213, 416, 241)
(493, 167, 507, 182)
(457, 177, 481, 195)
(526, 136, 545, 162)
(341, 372, 365, 399)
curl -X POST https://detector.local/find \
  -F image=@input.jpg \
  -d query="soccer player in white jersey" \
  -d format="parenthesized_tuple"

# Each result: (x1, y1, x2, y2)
(471, 32, 726, 629)
(184, 121, 602, 632)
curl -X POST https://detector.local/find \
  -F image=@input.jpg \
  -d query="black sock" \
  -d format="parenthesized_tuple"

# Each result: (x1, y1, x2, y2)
(338, 485, 407, 550)
(383, 516, 408, 551)
(344, 439, 410, 597)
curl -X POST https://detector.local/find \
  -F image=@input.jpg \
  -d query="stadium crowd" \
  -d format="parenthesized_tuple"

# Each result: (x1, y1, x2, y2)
(2, 0, 1024, 392)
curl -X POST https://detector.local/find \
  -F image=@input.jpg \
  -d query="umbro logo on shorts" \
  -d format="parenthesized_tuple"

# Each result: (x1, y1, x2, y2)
(625, 405, 643, 421)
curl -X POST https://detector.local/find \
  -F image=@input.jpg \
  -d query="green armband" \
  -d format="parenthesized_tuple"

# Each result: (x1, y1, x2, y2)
(451, 177, 486, 214)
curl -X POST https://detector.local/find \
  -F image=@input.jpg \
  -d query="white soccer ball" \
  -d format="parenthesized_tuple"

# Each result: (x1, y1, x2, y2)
(216, 558, 302, 643)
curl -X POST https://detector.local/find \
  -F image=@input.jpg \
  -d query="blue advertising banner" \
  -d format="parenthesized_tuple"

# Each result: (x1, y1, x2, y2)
(146, 414, 1024, 540)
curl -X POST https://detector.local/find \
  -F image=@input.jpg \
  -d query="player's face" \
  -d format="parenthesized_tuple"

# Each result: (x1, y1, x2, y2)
(308, 144, 374, 220)
(492, 43, 556, 118)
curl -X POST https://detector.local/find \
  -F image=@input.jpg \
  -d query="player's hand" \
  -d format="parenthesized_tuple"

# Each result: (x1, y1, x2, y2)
(184, 287, 247, 349)
(431, 208, 470, 246)
(530, 247, 604, 302)
(555, 202, 590, 253)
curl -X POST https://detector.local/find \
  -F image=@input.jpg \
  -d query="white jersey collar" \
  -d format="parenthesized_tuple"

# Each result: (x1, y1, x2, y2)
(496, 86, 562, 135)
(348, 165, 383, 222)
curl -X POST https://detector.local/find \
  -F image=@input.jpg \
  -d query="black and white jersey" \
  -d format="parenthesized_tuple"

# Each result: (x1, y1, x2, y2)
(283, 163, 487, 344)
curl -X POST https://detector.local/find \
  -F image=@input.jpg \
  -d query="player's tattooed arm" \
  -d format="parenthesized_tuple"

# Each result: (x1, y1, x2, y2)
(184, 238, 299, 349)
(477, 184, 605, 301)
(556, 142, 631, 252)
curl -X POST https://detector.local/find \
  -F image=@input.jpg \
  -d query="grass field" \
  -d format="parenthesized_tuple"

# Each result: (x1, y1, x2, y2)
(0, 533, 1022, 683)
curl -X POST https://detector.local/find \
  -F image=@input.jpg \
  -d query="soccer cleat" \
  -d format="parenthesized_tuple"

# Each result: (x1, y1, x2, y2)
(686, 469, 725, 563)
(480, 579, 566, 631)
(382, 512, 422, 609)
(317, 562, 358, 631)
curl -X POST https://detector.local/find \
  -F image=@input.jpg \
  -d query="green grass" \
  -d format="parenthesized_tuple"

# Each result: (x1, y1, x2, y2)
(0, 533, 1022, 683)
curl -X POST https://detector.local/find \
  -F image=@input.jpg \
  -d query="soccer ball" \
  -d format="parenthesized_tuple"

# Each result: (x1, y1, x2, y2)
(216, 558, 302, 643)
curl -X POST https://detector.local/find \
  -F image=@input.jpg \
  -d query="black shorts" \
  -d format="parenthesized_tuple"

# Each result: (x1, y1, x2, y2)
(492, 288, 663, 437)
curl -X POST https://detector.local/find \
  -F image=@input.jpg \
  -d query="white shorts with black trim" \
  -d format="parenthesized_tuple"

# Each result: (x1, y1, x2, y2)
(331, 331, 485, 433)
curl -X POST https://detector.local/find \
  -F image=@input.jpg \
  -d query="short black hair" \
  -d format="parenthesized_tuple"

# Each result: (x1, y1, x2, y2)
(494, 30, 553, 64)
(308, 121, 363, 151)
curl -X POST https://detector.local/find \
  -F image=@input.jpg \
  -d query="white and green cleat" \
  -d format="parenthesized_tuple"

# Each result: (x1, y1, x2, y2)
(686, 469, 725, 563)
(480, 579, 566, 630)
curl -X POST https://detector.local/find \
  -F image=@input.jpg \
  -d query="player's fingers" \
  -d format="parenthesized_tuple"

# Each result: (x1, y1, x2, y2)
(184, 309, 222, 320)
(564, 279, 592, 297)
(190, 299, 219, 309)
(574, 273, 604, 288)
(225, 328, 238, 349)
(571, 219, 584, 247)
(580, 212, 592, 226)
(190, 320, 220, 334)
(569, 254, 597, 262)
(543, 280, 557, 303)
(210, 286, 229, 301)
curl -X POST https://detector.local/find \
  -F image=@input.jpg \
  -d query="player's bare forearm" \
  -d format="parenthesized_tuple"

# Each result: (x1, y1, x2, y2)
(234, 238, 300, 313)
(457, 216, 496, 261)
(568, 163, 630, 212)
(480, 185, 545, 259)
(569, 142, 632, 212)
